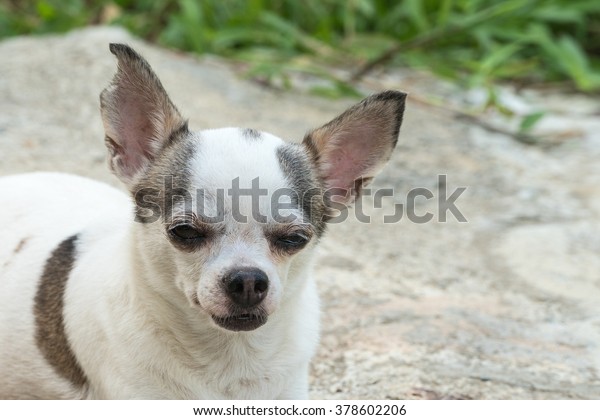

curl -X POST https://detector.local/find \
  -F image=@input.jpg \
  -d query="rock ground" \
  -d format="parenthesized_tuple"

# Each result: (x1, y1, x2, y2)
(1, 27, 599, 399)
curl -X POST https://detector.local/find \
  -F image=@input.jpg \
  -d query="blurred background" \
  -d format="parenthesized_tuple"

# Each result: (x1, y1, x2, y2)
(2, 0, 599, 143)
(1, 0, 600, 399)
(1, 0, 599, 96)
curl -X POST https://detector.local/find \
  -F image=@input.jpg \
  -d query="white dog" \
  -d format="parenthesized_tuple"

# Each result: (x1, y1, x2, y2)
(0, 44, 405, 399)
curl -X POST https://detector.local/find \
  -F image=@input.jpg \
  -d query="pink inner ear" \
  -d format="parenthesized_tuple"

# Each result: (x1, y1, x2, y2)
(118, 96, 159, 177)
(323, 124, 386, 193)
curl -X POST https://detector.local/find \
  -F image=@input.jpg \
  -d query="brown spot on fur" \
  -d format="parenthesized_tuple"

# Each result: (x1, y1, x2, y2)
(191, 292, 200, 306)
(2, 237, 31, 270)
(241, 128, 261, 140)
(13, 237, 29, 255)
(34, 235, 87, 388)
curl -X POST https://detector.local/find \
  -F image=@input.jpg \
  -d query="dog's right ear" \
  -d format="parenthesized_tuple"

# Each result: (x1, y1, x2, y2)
(100, 43, 187, 186)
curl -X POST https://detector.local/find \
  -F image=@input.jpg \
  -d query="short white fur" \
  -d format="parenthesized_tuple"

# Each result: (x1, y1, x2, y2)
(0, 43, 405, 399)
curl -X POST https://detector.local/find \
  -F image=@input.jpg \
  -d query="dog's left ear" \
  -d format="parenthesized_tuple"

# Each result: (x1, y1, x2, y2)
(303, 91, 406, 204)
(100, 43, 187, 185)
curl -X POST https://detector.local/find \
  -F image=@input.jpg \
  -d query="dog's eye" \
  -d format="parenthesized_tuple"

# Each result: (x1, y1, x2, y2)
(169, 224, 205, 242)
(276, 233, 309, 249)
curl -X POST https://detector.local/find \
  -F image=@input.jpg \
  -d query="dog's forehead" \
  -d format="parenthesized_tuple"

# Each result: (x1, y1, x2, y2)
(190, 127, 289, 190)
(144, 126, 326, 234)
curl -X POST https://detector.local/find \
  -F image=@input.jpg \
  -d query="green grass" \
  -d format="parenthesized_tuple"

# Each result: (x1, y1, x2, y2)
(1, 0, 599, 95)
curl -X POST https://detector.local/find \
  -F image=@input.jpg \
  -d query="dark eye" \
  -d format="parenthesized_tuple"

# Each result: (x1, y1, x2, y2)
(169, 224, 205, 242)
(276, 233, 309, 249)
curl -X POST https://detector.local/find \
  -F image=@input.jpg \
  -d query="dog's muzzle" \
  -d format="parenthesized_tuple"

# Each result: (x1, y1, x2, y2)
(213, 267, 269, 332)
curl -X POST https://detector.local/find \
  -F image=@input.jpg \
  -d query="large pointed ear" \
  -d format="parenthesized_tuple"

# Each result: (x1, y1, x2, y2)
(303, 91, 406, 204)
(100, 43, 187, 186)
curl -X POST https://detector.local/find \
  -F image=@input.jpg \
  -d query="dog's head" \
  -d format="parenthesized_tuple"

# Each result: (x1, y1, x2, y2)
(100, 44, 405, 332)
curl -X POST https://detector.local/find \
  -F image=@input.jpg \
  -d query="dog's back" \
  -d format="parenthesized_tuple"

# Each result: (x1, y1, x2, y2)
(0, 173, 130, 398)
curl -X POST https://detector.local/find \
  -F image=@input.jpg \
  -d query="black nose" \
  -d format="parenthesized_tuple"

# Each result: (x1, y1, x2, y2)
(223, 268, 269, 308)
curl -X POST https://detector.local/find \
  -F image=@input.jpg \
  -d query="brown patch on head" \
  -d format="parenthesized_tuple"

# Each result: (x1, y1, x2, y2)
(132, 132, 197, 225)
(276, 144, 328, 237)
(34, 235, 87, 389)
(241, 128, 262, 140)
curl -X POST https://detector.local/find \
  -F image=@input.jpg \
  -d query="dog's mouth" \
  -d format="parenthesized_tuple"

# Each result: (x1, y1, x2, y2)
(211, 313, 267, 332)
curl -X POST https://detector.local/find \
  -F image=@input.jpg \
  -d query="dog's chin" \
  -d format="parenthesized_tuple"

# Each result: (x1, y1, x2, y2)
(211, 313, 268, 332)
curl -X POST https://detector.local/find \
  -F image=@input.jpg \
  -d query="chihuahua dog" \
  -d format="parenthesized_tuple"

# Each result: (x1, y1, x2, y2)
(0, 44, 405, 399)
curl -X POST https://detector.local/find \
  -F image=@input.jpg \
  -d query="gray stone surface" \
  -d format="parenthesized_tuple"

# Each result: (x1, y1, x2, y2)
(1, 27, 599, 399)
